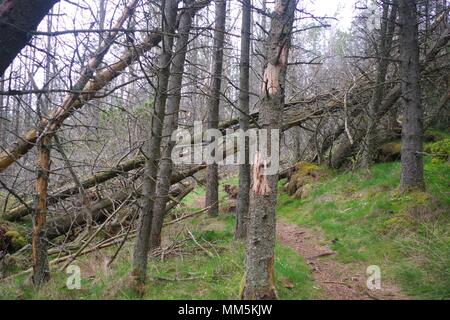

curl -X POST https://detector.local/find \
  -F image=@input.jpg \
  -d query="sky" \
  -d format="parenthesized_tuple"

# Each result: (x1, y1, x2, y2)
(306, 0, 357, 30)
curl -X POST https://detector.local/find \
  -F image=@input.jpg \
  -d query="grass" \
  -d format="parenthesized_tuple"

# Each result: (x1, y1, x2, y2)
(277, 158, 450, 299)
(0, 213, 317, 300)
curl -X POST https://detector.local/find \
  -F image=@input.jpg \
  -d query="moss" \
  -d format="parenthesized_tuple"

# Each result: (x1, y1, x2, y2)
(427, 138, 450, 163)
(296, 162, 320, 174)
(286, 162, 325, 198)
(377, 142, 401, 163)
(4, 231, 27, 252)
(409, 191, 432, 205)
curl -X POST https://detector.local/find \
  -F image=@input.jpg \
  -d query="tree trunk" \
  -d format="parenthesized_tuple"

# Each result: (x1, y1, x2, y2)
(362, 1, 397, 168)
(0, 0, 59, 76)
(149, 0, 202, 249)
(205, 0, 227, 217)
(399, 0, 425, 192)
(242, 0, 296, 301)
(30, 0, 142, 286)
(235, 0, 251, 240)
(32, 129, 51, 286)
(132, 0, 177, 291)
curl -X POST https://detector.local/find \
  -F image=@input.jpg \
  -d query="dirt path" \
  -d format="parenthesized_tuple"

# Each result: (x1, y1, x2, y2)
(276, 220, 409, 300)
(190, 193, 408, 300)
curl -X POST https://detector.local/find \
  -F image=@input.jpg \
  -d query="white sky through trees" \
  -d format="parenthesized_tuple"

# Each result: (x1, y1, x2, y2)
(23, 0, 360, 90)
(307, 0, 357, 30)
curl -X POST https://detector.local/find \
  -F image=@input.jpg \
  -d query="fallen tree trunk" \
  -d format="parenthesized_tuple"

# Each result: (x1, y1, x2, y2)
(0, 92, 337, 174)
(330, 27, 450, 169)
(331, 85, 402, 168)
(3, 163, 204, 221)
(46, 181, 195, 241)
(2, 94, 338, 220)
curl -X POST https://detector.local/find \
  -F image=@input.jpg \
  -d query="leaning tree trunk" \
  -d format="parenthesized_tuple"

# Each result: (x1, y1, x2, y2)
(330, 18, 450, 169)
(235, 0, 251, 240)
(242, 0, 297, 301)
(399, 0, 425, 192)
(132, 0, 177, 292)
(205, 0, 227, 217)
(30, 0, 140, 286)
(0, 32, 162, 173)
(149, 0, 203, 249)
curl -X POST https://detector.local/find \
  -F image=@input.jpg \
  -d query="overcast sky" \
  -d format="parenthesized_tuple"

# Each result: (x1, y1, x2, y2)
(307, 0, 357, 30)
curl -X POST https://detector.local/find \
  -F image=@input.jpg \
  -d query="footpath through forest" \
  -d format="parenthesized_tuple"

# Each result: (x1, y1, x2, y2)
(276, 220, 409, 300)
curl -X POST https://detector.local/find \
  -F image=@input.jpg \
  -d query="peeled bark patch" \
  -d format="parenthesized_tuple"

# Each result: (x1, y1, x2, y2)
(251, 152, 272, 196)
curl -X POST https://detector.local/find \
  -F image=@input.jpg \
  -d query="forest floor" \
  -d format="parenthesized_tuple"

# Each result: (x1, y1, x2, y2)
(0, 152, 449, 300)
(276, 221, 407, 300)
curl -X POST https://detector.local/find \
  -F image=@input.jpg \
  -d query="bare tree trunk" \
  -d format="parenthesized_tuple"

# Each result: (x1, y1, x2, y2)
(0, 0, 59, 76)
(30, 0, 141, 286)
(0, 76, 5, 146)
(32, 124, 51, 286)
(235, 0, 251, 240)
(149, 0, 204, 249)
(399, 0, 425, 192)
(132, 0, 177, 292)
(362, 0, 397, 168)
(242, 0, 296, 301)
(205, 0, 227, 217)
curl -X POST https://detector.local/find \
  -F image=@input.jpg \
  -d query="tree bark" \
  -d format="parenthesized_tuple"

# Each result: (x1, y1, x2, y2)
(0, 0, 59, 76)
(362, 0, 397, 168)
(205, 0, 227, 217)
(30, 0, 142, 286)
(235, 0, 251, 240)
(149, 0, 202, 249)
(242, 0, 296, 301)
(132, 0, 177, 291)
(399, 0, 425, 192)
(32, 128, 51, 286)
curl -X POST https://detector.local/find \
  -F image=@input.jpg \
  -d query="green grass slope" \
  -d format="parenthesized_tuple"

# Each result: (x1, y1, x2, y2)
(278, 159, 449, 299)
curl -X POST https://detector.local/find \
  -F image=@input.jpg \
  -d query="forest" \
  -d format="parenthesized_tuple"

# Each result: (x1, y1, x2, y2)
(0, 0, 449, 301)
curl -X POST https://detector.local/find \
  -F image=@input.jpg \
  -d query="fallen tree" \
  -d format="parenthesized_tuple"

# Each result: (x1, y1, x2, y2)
(46, 180, 196, 241)
(0, 91, 338, 174)
(330, 27, 450, 168)
(2, 93, 340, 220)
(3, 162, 204, 221)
